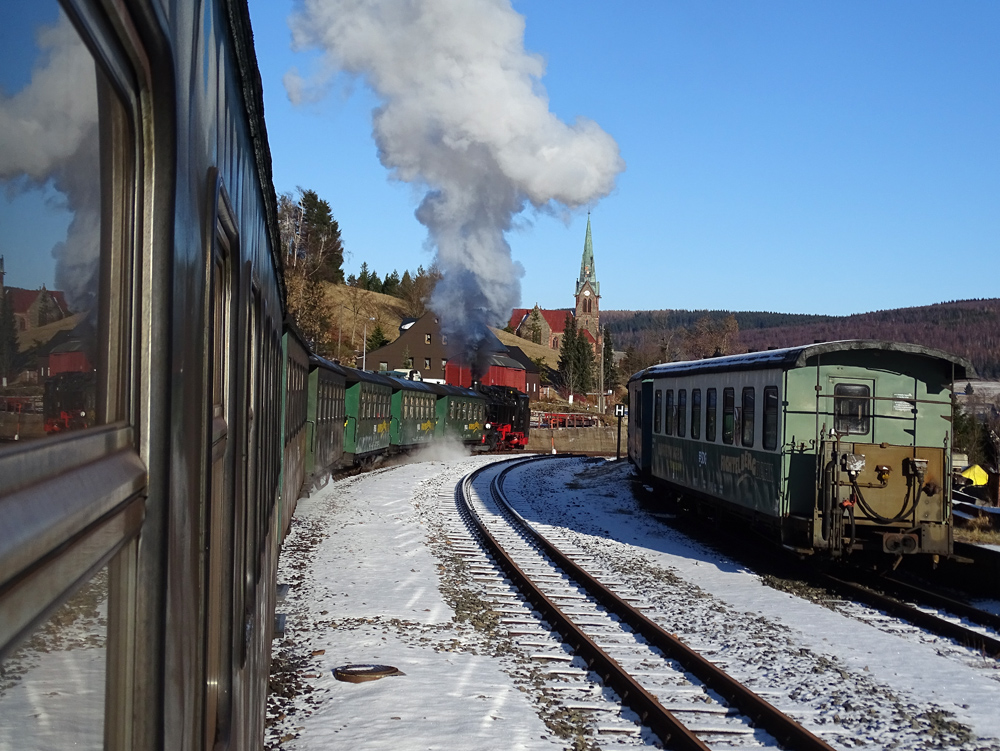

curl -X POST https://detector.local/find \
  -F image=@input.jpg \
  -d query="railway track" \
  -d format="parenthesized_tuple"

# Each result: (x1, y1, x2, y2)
(630, 478, 1000, 662)
(817, 570, 1000, 658)
(458, 455, 836, 750)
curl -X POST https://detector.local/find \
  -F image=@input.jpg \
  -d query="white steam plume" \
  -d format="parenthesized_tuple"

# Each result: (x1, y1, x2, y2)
(0, 11, 100, 313)
(286, 0, 625, 351)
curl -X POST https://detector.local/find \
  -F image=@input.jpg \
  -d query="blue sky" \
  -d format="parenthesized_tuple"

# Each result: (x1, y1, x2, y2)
(246, 1, 998, 317)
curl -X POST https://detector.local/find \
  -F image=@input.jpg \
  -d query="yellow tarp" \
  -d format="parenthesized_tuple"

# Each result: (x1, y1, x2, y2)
(961, 464, 990, 486)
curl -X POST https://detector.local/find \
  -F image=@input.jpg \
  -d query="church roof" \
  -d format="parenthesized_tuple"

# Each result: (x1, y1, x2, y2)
(5, 287, 72, 317)
(508, 307, 575, 335)
(575, 214, 599, 298)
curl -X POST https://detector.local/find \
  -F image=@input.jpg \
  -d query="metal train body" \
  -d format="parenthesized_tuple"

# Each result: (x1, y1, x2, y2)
(628, 341, 974, 558)
(0, 2, 528, 750)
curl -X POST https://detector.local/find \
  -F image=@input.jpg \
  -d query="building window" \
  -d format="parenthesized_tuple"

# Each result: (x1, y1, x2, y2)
(741, 387, 755, 447)
(424, 358, 431, 369)
(664, 390, 674, 436)
(442, 334, 448, 345)
(834, 383, 870, 435)
(722, 387, 735, 445)
(763, 386, 779, 450)
(379, 362, 387, 371)
(424, 334, 432, 344)
(441, 359, 447, 370)
(654, 389, 662, 433)
(691, 389, 701, 440)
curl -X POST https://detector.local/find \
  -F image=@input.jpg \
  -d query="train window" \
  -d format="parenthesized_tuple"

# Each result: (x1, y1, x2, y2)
(722, 388, 735, 444)
(0, 5, 133, 446)
(691, 389, 701, 440)
(834, 383, 870, 435)
(1, 561, 113, 746)
(741, 387, 755, 447)
(763, 386, 779, 450)
(677, 390, 687, 437)
(449, 402, 455, 420)
(653, 390, 662, 433)
(664, 390, 674, 435)
(706, 388, 717, 442)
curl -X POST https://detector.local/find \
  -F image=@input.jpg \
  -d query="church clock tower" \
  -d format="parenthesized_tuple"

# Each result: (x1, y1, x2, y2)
(574, 214, 601, 346)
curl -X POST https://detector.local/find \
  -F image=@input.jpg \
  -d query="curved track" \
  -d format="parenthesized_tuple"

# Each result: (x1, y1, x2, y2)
(458, 456, 837, 750)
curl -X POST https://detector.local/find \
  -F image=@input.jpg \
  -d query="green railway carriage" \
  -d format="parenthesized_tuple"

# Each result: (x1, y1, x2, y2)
(342, 368, 394, 464)
(628, 341, 974, 558)
(306, 355, 347, 488)
(434, 384, 488, 446)
(386, 375, 440, 450)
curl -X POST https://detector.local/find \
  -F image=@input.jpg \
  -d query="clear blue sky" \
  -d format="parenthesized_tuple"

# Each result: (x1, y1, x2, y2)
(246, 1, 999, 317)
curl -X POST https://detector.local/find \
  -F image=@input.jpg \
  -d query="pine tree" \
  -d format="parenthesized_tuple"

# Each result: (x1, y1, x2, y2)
(527, 305, 542, 344)
(603, 326, 619, 392)
(558, 313, 593, 397)
(366, 323, 389, 351)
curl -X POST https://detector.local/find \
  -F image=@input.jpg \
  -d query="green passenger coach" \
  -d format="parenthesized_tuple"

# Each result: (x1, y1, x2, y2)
(628, 341, 974, 559)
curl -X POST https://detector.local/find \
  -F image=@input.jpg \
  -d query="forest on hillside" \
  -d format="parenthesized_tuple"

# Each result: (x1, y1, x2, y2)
(603, 299, 1000, 379)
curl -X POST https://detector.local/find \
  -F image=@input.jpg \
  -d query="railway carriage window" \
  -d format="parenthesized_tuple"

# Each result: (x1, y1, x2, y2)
(741, 387, 755, 447)
(691, 389, 701, 440)
(677, 390, 687, 437)
(664, 390, 674, 435)
(763, 386, 779, 450)
(722, 388, 735, 444)
(0, 6, 133, 446)
(834, 384, 870, 435)
(706, 388, 717, 442)
(653, 389, 662, 433)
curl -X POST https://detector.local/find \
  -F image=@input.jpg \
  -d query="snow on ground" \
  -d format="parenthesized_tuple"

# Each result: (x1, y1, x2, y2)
(270, 454, 1000, 750)
(268, 454, 566, 750)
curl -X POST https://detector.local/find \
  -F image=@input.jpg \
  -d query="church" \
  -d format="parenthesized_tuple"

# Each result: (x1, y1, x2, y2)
(507, 214, 601, 354)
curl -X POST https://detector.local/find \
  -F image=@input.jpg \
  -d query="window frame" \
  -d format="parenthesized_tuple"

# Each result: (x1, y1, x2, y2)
(722, 387, 735, 445)
(741, 387, 755, 448)
(706, 388, 717, 442)
(763, 386, 779, 450)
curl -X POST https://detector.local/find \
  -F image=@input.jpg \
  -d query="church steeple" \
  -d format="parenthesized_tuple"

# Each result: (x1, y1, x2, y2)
(575, 214, 599, 298)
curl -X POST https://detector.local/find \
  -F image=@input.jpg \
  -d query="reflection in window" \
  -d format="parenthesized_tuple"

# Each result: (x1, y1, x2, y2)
(0, 5, 122, 445)
(763, 386, 779, 450)
(722, 387, 735, 445)
(741, 387, 755, 448)
(834, 383, 870, 435)
(706, 388, 717, 442)
(664, 390, 673, 436)
(0, 567, 109, 749)
(691, 389, 701, 440)
(677, 389, 687, 437)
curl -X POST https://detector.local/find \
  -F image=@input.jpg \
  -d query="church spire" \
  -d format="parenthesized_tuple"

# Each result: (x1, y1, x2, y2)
(575, 213, 599, 297)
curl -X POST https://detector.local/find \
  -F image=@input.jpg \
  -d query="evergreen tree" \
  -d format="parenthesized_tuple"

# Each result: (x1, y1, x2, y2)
(299, 189, 345, 283)
(357, 262, 371, 289)
(558, 313, 593, 397)
(527, 305, 542, 344)
(382, 270, 401, 297)
(603, 326, 619, 392)
(366, 323, 389, 351)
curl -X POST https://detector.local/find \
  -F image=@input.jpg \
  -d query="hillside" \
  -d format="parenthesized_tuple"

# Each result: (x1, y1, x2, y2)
(603, 299, 1000, 379)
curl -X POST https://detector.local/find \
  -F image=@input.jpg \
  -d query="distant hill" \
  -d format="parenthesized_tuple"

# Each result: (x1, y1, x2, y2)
(603, 299, 1000, 379)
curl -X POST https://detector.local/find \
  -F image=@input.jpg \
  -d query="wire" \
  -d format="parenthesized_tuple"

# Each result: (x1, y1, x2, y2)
(851, 476, 921, 525)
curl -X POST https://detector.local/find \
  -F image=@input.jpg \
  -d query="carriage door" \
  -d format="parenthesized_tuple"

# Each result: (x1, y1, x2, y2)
(206, 217, 236, 750)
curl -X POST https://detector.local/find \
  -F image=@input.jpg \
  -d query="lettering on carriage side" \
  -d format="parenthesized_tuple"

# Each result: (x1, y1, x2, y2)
(719, 451, 774, 482)
(698, 451, 708, 466)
